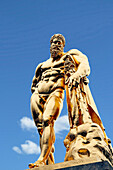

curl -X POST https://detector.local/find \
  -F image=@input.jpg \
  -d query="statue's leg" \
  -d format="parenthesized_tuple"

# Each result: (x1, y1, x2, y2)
(29, 92, 44, 168)
(40, 136, 55, 165)
(46, 145, 55, 164)
(30, 92, 44, 136)
(29, 92, 58, 168)
(30, 90, 64, 167)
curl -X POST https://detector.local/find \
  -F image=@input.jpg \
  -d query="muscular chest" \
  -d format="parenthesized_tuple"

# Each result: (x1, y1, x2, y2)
(41, 58, 65, 78)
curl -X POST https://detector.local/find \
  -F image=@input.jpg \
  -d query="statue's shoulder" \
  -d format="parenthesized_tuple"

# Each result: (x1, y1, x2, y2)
(68, 49, 88, 59)
(66, 49, 88, 64)
(35, 62, 44, 76)
(67, 49, 83, 56)
(35, 62, 43, 71)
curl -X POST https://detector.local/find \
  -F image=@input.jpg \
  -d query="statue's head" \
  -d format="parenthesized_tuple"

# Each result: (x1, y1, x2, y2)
(50, 34, 65, 58)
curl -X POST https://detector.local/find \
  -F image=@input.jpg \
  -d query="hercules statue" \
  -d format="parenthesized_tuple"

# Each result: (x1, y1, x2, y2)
(29, 34, 113, 168)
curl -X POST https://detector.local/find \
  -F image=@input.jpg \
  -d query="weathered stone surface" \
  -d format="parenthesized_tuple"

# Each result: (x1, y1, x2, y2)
(26, 157, 113, 170)
(64, 123, 113, 165)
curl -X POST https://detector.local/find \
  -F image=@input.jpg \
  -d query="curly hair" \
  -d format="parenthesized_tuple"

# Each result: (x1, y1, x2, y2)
(50, 34, 65, 47)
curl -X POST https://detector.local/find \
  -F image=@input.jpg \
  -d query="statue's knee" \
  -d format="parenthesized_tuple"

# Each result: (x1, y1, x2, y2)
(43, 116, 54, 127)
(44, 119, 50, 127)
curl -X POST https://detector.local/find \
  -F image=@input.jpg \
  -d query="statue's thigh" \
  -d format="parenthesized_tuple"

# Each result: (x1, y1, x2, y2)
(43, 95, 63, 123)
(31, 92, 44, 120)
(31, 92, 40, 106)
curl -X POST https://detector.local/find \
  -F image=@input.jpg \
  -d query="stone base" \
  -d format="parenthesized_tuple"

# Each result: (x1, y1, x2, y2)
(26, 157, 113, 170)
(64, 123, 113, 164)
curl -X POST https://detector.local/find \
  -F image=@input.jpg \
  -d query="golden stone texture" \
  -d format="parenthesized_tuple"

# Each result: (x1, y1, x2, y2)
(29, 34, 113, 168)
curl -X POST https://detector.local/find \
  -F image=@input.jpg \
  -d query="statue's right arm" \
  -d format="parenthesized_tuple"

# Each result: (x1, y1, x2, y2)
(31, 62, 43, 93)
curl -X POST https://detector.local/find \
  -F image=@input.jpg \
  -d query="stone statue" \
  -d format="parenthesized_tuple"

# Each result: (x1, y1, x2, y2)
(29, 34, 113, 168)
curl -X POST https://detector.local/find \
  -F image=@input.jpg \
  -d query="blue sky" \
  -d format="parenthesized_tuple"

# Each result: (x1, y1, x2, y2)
(0, 0, 113, 170)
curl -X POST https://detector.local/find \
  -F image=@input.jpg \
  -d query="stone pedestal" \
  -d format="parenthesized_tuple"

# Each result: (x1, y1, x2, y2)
(64, 123, 113, 164)
(27, 157, 113, 170)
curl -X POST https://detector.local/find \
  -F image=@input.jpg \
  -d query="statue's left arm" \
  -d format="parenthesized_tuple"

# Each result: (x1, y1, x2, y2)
(68, 49, 90, 87)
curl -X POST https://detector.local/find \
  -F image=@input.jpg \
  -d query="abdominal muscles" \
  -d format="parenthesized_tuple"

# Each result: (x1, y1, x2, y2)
(37, 78, 65, 94)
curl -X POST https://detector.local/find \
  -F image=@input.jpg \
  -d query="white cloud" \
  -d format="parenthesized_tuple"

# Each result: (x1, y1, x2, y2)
(13, 140, 40, 155)
(20, 117, 35, 131)
(55, 115, 69, 134)
(12, 146, 22, 154)
(21, 140, 40, 155)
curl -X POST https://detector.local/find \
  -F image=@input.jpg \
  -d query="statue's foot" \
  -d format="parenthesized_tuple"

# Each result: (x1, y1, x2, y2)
(29, 160, 45, 169)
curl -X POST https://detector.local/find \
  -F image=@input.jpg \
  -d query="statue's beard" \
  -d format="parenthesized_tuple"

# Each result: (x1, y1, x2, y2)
(50, 45, 63, 58)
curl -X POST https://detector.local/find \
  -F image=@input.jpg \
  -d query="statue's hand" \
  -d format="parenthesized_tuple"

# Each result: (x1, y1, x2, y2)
(68, 73, 80, 88)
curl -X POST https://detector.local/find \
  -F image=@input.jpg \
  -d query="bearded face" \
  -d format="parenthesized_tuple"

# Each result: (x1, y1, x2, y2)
(50, 38, 64, 58)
